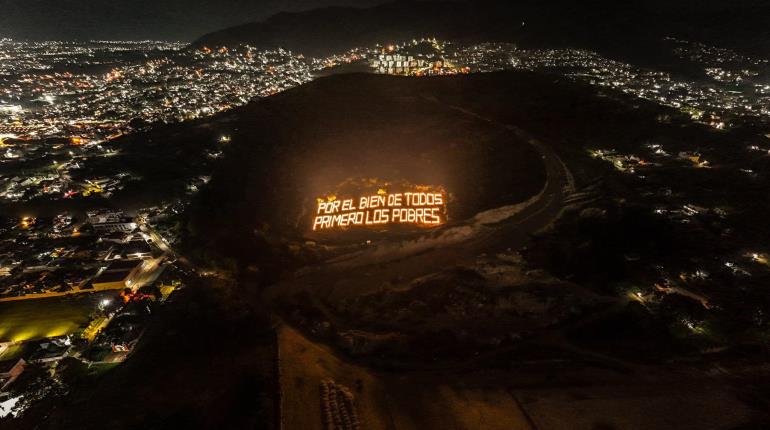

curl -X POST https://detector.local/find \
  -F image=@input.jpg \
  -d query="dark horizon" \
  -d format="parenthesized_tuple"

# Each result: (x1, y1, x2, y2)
(0, 0, 392, 42)
(3, 0, 769, 44)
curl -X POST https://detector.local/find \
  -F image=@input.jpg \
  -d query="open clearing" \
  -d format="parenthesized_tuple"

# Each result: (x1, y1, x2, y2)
(278, 324, 534, 430)
(0, 292, 113, 342)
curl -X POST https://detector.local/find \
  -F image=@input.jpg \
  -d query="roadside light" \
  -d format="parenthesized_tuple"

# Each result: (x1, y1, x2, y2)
(750, 253, 769, 265)
(20, 216, 34, 228)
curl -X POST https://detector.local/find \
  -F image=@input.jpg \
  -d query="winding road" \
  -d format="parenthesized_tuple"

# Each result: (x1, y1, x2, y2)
(315, 101, 575, 273)
(269, 102, 576, 305)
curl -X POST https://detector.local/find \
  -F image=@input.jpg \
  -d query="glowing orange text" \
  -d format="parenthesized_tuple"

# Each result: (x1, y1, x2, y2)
(313, 192, 445, 231)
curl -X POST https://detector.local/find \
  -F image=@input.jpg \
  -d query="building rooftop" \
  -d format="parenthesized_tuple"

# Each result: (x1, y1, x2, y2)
(92, 269, 131, 285)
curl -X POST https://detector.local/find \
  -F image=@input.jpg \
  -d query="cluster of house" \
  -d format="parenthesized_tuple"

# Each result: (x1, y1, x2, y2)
(0, 208, 182, 411)
(0, 210, 159, 300)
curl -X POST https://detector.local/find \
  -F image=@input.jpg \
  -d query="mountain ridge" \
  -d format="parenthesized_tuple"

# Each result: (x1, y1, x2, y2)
(192, 0, 770, 57)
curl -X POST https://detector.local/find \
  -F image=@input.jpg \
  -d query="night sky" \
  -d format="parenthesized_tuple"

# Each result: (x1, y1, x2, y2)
(0, 0, 393, 41)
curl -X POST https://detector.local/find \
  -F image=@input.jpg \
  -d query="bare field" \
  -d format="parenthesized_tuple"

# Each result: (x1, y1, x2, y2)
(278, 324, 392, 430)
(0, 292, 113, 342)
(279, 323, 763, 430)
(278, 324, 534, 430)
(519, 384, 753, 430)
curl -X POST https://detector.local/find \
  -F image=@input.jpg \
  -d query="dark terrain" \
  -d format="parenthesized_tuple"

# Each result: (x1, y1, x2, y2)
(6, 70, 770, 429)
(194, 0, 770, 59)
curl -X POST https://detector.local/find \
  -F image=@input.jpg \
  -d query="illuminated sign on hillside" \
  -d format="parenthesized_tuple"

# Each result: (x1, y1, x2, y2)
(313, 191, 446, 231)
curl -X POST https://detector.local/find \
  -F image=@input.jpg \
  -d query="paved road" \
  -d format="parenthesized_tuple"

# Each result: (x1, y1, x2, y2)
(441, 102, 575, 254)
(270, 103, 576, 307)
(311, 102, 575, 274)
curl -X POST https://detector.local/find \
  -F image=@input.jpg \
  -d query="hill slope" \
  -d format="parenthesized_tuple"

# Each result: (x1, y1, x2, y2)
(184, 72, 550, 270)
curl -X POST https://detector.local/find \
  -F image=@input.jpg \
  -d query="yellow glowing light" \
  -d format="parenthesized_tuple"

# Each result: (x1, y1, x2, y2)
(104, 69, 123, 82)
(19, 216, 34, 229)
(749, 252, 769, 266)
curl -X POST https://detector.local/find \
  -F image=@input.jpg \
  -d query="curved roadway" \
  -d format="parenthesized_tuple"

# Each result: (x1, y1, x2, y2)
(277, 102, 575, 295)
(317, 102, 574, 273)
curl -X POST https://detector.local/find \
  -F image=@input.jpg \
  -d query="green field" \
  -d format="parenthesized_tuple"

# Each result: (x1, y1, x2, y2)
(0, 292, 114, 343)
